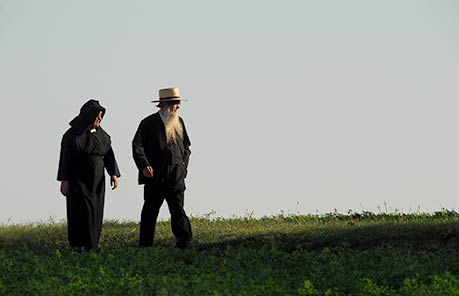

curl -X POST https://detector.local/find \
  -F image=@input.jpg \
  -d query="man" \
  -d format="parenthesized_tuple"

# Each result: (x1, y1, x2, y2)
(132, 87, 192, 249)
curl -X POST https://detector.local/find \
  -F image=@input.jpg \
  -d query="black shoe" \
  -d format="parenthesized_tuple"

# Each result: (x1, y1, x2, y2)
(81, 247, 101, 253)
(70, 246, 84, 252)
(175, 240, 192, 249)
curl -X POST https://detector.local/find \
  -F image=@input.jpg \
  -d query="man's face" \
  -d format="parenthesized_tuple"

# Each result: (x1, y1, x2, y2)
(169, 102, 181, 114)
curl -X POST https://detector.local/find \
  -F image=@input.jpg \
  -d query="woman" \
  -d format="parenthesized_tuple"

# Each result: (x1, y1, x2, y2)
(57, 99, 120, 252)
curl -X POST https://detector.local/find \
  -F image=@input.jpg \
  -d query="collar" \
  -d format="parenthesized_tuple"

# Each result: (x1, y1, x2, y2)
(158, 110, 166, 124)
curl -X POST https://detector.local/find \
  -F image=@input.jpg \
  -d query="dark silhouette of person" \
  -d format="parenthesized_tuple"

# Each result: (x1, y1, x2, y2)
(132, 87, 192, 249)
(57, 99, 120, 252)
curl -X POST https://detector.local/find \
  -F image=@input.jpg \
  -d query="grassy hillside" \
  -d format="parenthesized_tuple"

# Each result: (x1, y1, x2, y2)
(1, 211, 459, 295)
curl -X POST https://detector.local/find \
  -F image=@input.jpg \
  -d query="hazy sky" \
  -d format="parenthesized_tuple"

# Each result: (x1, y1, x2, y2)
(1, 0, 458, 224)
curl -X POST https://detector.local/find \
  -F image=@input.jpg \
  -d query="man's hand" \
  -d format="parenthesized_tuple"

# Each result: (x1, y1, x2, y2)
(60, 180, 69, 196)
(111, 176, 119, 190)
(142, 166, 154, 178)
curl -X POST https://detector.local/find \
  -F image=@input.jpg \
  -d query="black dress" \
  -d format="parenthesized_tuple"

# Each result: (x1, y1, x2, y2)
(57, 100, 120, 250)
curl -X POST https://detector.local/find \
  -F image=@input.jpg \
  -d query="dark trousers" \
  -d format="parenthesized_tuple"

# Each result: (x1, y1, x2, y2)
(139, 183, 192, 248)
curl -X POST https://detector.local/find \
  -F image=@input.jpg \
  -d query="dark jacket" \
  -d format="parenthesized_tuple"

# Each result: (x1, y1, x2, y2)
(132, 112, 191, 185)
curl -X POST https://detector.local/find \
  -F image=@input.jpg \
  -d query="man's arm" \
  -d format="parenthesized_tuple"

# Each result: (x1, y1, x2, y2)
(132, 121, 150, 169)
(180, 117, 192, 168)
(132, 121, 154, 177)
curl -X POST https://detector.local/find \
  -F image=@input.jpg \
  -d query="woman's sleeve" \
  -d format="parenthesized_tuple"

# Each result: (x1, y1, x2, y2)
(104, 147, 121, 177)
(57, 134, 74, 181)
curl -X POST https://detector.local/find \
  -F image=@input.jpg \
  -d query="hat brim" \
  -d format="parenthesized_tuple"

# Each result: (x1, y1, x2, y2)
(151, 98, 188, 103)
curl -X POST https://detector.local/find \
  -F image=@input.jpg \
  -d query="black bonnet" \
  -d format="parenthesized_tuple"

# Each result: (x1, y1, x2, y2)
(69, 99, 106, 133)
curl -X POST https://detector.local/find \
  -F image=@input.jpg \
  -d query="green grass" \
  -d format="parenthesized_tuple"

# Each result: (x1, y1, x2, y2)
(1, 210, 459, 295)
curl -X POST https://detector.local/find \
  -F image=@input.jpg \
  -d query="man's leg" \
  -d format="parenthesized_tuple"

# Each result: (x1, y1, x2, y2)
(139, 184, 164, 247)
(165, 189, 192, 249)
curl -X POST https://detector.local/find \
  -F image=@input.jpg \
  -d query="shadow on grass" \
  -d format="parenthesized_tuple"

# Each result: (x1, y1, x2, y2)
(1, 220, 459, 253)
(195, 221, 459, 252)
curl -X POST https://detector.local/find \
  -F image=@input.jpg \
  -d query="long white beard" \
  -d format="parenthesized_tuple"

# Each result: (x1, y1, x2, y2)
(163, 109, 184, 144)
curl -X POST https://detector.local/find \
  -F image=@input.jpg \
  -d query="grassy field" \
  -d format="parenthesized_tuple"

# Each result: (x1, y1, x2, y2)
(1, 210, 459, 295)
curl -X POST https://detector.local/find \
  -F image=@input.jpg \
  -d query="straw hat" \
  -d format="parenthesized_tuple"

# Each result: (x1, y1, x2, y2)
(151, 87, 188, 103)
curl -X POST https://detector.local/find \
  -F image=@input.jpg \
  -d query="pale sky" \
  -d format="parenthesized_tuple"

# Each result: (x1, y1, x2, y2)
(1, 0, 458, 223)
